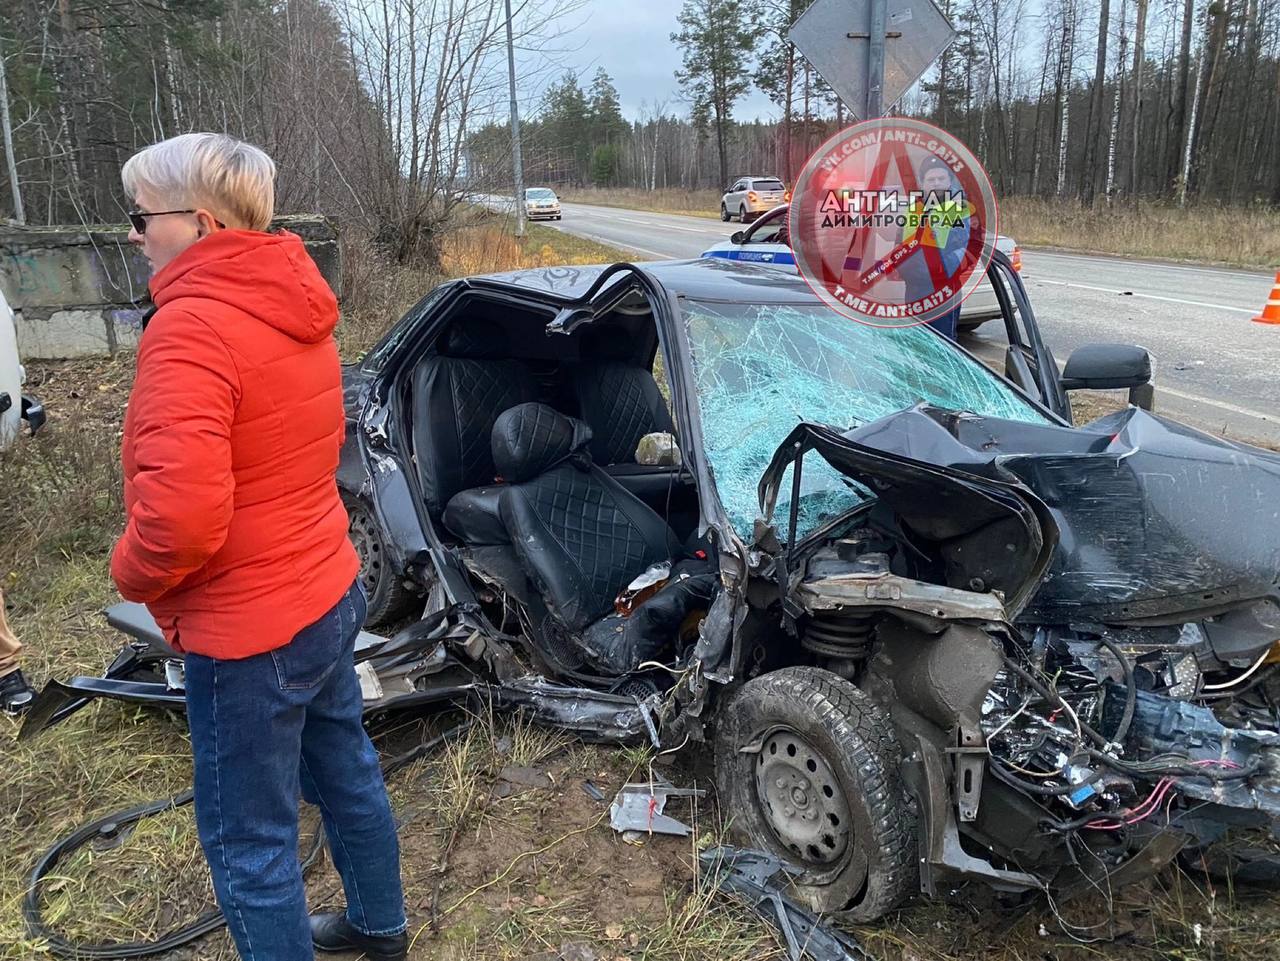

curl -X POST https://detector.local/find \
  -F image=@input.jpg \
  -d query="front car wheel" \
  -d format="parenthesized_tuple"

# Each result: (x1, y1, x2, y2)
(714, 666, 918, 920)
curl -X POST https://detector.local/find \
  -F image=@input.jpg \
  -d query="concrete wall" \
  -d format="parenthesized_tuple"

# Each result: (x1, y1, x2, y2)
(0, 215, 341, 359)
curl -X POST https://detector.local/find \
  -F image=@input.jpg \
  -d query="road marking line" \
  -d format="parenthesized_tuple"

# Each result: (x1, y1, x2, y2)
(657, 223, 717, 233)
(613, 215, 712, 234)
(975, 341, 1276, 428)
(1030, 250, 1274, 280)
(1033, 278, 1256, 314)
(1157, 385, 1276, 422)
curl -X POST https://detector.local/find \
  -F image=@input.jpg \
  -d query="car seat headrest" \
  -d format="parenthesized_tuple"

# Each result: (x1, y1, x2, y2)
(441, 319, 509, 358)
(578, 323, 634, 362)
(492, 403, 592, 483)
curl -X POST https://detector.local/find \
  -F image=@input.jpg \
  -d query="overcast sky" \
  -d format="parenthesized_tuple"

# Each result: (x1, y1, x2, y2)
(523, 0, 780, 122)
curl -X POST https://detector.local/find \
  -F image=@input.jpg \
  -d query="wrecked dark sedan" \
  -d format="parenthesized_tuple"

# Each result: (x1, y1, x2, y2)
(27, 254, 1280, 920)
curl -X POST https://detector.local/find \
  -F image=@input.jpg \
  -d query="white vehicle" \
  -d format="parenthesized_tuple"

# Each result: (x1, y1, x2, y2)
(720, 176, 788, 222)
(701, 204, 1023, 331)
(524, 187, 562, 221)
(0, 287, 44, 450)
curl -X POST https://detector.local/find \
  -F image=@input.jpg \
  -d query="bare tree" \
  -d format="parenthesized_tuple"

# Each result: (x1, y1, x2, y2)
(0, 39, 25, 223)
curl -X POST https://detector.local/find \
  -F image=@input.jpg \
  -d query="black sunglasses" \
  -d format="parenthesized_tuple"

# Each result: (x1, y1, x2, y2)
(128, 209, 226, 233)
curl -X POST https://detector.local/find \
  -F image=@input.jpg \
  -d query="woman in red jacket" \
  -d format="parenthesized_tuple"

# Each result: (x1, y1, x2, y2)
(115, 133, 406, 961)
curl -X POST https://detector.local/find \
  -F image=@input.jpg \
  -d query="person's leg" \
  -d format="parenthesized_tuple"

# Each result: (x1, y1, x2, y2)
(299, 583, 405, 938)
(185, 649, 312, 961)
(927, 305, 960, 340)
(0, 590, 35, 713)
(0, 589, 22, 676)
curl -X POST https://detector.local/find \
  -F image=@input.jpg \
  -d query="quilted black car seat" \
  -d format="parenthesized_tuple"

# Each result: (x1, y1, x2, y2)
(412, 319, 539, 519)
(491, 402, 681, 633)
(571, 325, 675, 466)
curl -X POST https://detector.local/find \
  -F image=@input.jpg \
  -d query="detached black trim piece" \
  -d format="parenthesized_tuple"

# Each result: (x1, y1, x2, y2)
(20, 394, 45, 434)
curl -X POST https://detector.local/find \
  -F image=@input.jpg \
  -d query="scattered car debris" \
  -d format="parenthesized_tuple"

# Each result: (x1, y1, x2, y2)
(699, 846, 872, 961)
(581, 780, 606, 802)
(496, 765, 554, 789)
(609, 779, 705, 837)
(491, 765, 554, 799)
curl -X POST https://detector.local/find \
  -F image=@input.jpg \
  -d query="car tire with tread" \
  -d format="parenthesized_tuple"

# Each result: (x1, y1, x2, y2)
(342, 492, 421, 627)
(721, 204, 730, 222)
(739, 204, 748, 223)
(714, 666, 918, 920)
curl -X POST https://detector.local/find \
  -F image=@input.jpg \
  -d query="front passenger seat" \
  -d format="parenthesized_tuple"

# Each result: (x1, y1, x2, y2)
(571, 325, 675, 466)
(491, 403, 715, 673)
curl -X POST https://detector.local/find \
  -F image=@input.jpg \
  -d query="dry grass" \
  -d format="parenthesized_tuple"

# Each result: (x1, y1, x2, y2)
(999, 196, 1280, 269)
(557, 187, 724, 220)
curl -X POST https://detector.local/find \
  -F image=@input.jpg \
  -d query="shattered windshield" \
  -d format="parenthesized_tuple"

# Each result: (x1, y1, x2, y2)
(682, 300, 1054, 542)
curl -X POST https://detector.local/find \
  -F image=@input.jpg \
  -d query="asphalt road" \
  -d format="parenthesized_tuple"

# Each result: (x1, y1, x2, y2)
(517, 198, 1280, 446)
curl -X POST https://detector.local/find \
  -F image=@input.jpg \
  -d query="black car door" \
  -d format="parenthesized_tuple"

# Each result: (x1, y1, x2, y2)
(983, 250, 1072, 421)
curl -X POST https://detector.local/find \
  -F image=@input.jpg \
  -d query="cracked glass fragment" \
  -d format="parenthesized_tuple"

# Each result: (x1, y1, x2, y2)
(682, 301, 1052, 541)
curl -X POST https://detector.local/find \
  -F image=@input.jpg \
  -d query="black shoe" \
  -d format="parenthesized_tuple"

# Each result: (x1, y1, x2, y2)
(311, 911, 407, 960)
(0, 670, 35, 715)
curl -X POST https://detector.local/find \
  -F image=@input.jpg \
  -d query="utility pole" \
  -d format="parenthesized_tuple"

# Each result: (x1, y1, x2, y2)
(504, 0, 526, 238)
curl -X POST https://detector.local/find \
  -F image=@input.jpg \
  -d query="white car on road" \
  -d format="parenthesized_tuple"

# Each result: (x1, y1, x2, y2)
(701, 204, 1023, 331)
(524, 187, 562, 221)
(0, 287, 44, 450)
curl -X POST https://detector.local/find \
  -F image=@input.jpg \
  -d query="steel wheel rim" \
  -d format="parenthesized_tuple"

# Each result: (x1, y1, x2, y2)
(348, 506, 382, 597)
(753, 728, 853, 867)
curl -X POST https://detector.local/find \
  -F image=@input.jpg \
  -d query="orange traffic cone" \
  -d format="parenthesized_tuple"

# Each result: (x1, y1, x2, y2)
(1254, 271, 1280, 325)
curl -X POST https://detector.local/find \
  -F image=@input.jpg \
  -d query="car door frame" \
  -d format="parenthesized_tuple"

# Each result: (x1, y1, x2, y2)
(983, 249, 1072, 421)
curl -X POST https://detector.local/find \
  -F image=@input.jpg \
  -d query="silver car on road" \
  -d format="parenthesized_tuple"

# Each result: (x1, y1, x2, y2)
(720, 176, 788, 222)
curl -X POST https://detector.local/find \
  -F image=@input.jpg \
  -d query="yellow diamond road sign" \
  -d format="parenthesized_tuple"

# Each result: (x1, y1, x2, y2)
(788, 0, 957, 121)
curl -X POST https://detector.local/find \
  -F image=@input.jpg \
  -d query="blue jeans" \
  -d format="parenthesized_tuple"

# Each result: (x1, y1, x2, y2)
(927, 305, 961, 340)
(185, 580, 405, 961)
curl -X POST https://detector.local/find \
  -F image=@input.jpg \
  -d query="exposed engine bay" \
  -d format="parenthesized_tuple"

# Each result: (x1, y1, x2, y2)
(746, 406, 1280, 900)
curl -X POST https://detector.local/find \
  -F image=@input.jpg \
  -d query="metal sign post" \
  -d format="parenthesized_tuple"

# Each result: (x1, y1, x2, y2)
(866, 0, 888, 118)
(788, 0, 957, 122)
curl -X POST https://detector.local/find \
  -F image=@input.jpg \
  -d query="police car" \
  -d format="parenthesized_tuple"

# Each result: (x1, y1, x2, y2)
(701, 204, 1023, 331)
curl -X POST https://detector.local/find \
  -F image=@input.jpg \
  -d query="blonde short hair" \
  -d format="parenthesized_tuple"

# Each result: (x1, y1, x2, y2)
(122, 133, 276, 231)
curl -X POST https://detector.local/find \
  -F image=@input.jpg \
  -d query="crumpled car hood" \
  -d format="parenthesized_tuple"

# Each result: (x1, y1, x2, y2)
(758, 418, 1059, 619)
(838, 404, 1280, 628)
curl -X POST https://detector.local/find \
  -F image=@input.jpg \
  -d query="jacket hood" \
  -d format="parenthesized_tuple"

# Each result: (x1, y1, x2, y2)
(149, 229, 338, 344)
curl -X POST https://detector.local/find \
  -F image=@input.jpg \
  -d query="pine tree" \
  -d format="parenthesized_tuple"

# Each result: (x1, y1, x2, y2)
(672, 0, 760, 188)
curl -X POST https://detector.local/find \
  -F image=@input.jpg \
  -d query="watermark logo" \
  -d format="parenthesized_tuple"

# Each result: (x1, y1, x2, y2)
(789, 118, 998, 328)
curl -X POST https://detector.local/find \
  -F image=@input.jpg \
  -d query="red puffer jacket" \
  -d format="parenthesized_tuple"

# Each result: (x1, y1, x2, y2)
(111, 229, 358, 660)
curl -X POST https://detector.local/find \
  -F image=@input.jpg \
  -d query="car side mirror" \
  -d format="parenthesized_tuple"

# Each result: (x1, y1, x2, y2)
(730, 230, 745, 244)
(1061, 343, 1154, 410)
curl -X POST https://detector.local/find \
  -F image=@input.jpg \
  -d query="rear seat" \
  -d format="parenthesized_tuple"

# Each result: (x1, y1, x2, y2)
(439, 321, 692, 546)
(412, 319, 538, 523)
